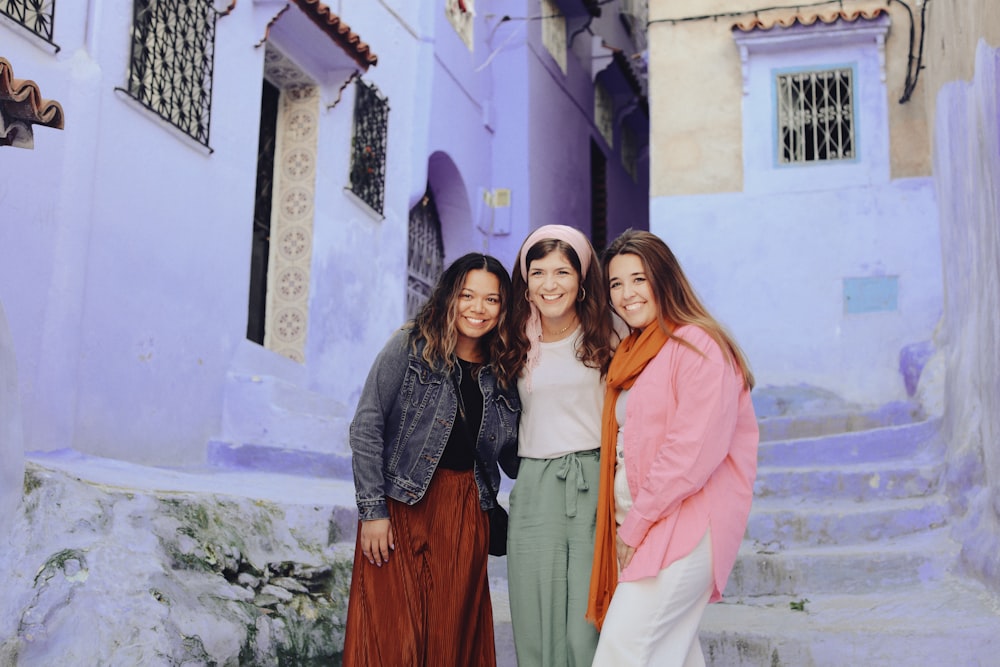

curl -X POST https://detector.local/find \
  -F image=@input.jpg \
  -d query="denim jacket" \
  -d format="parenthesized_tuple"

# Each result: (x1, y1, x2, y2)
(350, 328, 521, 521)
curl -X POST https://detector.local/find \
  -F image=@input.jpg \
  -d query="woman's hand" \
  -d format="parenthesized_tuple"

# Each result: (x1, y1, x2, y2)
(615, 533, 635, 571)
(360, 518, 395, 567)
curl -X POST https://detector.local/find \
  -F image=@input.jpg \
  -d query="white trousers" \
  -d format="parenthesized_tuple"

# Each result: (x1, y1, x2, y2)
(592, 528, 713, 667)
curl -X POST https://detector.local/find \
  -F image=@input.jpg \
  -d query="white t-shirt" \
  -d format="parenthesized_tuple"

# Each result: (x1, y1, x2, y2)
(516, 329, 604, 459)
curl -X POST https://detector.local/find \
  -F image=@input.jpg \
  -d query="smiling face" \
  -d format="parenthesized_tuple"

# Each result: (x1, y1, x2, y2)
(526, 249, 581, 324)
(608, 253, 658, 331)
(453, 269, 502, 360)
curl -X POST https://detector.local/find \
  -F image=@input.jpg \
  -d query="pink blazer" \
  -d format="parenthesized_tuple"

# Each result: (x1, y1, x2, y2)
(617, 325, 758, 602)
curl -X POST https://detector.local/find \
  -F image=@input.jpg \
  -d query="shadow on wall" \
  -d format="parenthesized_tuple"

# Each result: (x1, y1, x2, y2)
(0, 300, 25, 541)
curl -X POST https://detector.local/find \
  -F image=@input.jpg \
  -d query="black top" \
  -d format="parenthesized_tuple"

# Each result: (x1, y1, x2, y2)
(437, 359, 483, 471)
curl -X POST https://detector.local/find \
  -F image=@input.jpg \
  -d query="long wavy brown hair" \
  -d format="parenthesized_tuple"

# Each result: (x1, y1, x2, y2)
(603, 230, 755, 390)
(410, 253, 519, 389)
(511, 238, 616, 376)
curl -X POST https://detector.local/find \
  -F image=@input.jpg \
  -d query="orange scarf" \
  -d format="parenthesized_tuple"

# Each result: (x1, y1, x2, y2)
(586, 324, 669, 629)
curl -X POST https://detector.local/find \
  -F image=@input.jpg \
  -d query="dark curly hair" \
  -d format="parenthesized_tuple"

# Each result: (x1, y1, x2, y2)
(410, 253, 519, 389)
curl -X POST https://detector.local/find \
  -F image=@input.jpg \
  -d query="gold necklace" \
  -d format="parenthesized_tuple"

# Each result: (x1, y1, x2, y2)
(541, 320, 577, 340)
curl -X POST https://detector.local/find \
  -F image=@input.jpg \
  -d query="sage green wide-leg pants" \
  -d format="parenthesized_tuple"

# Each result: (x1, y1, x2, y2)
(507, 451, 601, 667)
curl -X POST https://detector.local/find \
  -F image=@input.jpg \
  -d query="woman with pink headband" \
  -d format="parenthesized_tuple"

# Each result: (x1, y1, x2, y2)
(506, 224, 619, 666)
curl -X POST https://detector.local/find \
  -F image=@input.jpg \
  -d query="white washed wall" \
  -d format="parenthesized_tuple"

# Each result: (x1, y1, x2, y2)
(651, 177, 942, 407)
(651, 16, 942, 407)
(934, 40, 1000, 589)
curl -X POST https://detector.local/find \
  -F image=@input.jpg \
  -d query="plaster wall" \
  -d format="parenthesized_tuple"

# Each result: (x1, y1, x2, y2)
(1, 0, 648, 468)
(652, 175, 941, 407)
(523, 4, 649, 250)
(923, 0, 1000, 99)
(305, 2, 431, 407)
(647, 0, 931, 197)
(0, 2, 424, 464)
(648, 4, 942, 407)
(0, 302, 24, 541)
(932, 41, 1000, 591)
(1, 3, 110, 456)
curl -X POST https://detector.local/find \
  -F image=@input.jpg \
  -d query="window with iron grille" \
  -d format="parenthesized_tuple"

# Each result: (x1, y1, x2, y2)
(349, 79, 389, 214)
(2, 0, 56, 43)
(124, 0, 218, 146)
(777, 68, 854, 164)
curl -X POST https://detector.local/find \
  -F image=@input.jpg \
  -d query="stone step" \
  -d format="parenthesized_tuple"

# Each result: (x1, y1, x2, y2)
(755, 400, 923, 442)
(699, 575, 1000, 666)
(207, 440, 355, 480)
(746, 495, 950, 547)
(725, 529, 957, 597)
(10, 451, 364, 665)
(756, 416, 941, 467)
(220, 368, 353, 459)
(754, 458, 944, 501)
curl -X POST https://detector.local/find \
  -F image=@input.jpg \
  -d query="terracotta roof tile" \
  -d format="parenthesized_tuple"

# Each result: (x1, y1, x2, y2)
(0, 57, 65, 148)
(291, 0, 378, 69)
(732, 6, 887, 33)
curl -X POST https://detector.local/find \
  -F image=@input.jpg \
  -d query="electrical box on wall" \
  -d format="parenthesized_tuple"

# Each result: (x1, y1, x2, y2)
(476, 188, 512, 236)
(843, 275, 898, 314)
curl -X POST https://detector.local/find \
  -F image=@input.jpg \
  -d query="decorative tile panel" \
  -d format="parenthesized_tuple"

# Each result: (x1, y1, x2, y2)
(262, 46, 317, 363)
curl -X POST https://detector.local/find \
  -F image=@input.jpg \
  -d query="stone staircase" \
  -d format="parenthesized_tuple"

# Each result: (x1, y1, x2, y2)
(207, 366, 354, 478)
(699, 403, 1000, 666)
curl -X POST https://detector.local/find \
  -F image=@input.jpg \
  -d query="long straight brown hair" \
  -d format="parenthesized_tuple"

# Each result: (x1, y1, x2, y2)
(603, 230, 755, 390)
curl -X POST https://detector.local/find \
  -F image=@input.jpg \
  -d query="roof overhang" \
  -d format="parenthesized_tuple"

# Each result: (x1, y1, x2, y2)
(0, 57, 64, 149)
(261, 0, 376, 83)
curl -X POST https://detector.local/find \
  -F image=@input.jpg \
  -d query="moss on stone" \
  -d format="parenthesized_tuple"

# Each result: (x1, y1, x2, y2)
(23, 469, 42, 496)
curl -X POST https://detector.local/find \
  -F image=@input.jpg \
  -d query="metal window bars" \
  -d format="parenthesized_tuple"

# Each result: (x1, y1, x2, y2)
(349, 79, 389, 214)
(124, 0, 218, 146)
(2, 0, 56, 45)
(777, 68, 854, 164)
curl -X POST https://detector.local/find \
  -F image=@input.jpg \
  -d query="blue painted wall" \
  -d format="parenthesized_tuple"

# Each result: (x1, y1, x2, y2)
(0, 0, 648, 467)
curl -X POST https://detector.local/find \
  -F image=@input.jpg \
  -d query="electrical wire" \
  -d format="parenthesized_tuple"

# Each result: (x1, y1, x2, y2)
(648, 0, 852, 24)
(647, 0, 930, 104)
(890, 0, 930, 103)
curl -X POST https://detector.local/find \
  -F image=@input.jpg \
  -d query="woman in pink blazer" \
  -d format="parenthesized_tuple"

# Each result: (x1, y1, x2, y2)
(587, 230, 758, 666)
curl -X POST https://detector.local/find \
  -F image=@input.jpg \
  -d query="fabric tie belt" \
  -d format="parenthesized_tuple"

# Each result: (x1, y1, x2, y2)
(555, 449, 598, 518)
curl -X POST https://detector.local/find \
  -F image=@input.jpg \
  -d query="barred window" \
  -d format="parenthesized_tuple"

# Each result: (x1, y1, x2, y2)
(777, 68, 854, 164)
(349, 79, 389, 214)
(125, 0, 218, 146)
(2, 0, 56, 43)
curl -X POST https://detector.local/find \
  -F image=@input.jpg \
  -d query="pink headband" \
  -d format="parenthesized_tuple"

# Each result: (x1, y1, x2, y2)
(517, 224, 593, 282)
(517, 225, 594, 392)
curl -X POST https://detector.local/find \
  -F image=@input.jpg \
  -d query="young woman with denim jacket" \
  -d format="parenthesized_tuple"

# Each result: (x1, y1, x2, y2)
(343, 253, 521, 667)
(588, 230, 758, 666)
(505, 225, 618, 667)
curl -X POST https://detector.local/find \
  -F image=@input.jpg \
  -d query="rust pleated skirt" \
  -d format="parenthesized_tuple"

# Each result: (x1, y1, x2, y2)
(343, 468, 496, 667)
